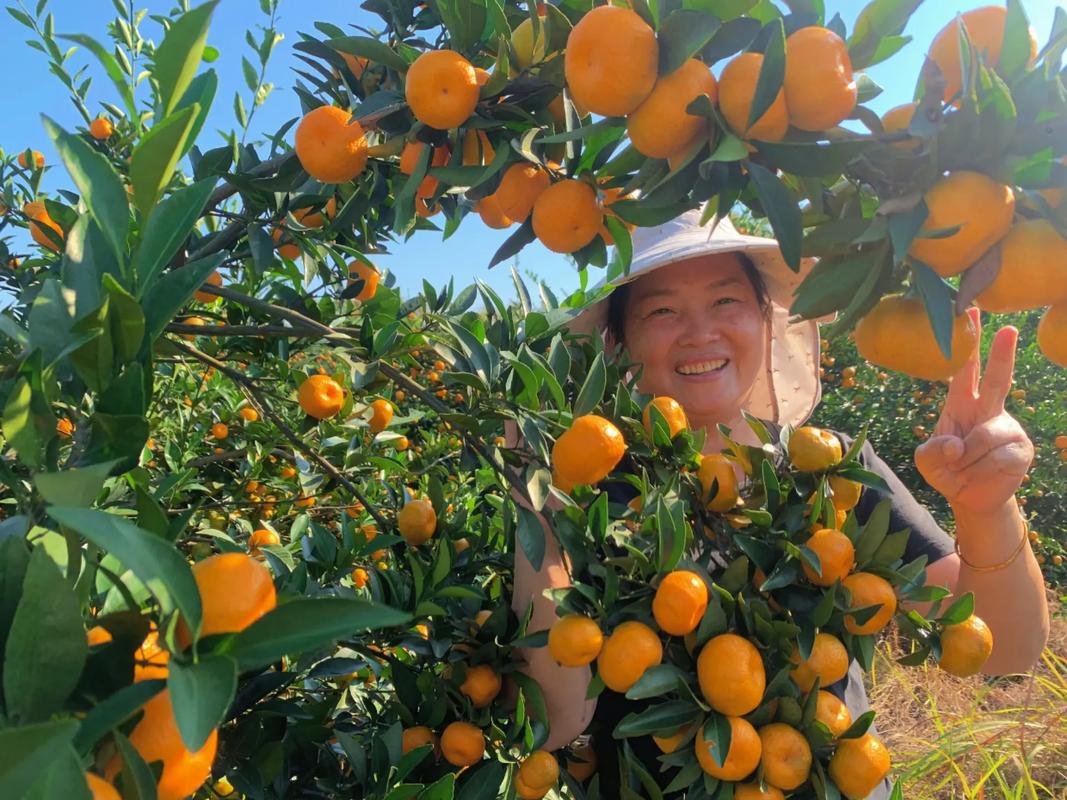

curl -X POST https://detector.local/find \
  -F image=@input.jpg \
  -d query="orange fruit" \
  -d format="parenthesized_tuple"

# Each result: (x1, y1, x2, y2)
(697, 453, 739, 512)
(976, 219, 1067, 312)
(564, 6, 658, 117)
(295, 494, 316, 509)
(551, 414, 626, 492)
(339, 52, 368, 78)
(271, 225, 301, 260)
(179, 553, 277, 647)
(854, 294, 978, 381)
(105, 690, 217, 800)
(882, 102, 918, 148)
(929, 6, 1037, 102)
(1055, 434, 1067, 449)
(86, 772, 121, 800)
(494, 162, 551, 222)
(461, 128, 495, 166)
(23, 200, 63, 252)
(18, 150, 44, 169)
(828, 475, 862, 512)
(734, 783, 785, 800)
(801, 528, 855, 586)
(788, 426, 842, 472)
(548, 615, 603, 666)
(596, 620, 662, 692)
(398, 498, 437, 545)
(402, 725, 439, 756)
(458, 665, 499, 708)
(395, 435, 410, 451)
(909, 171, 1015, 277)
(351, 567, 369, 588)
(938, 614, 993, 677)
(239, 407, 258, 422)
(298, 374, 345, 419)
(405, 50, 480, 130)
(56, 418, 75, 437)
(718, 52, 789, 142)
(474, 194, 513, 229)
(87, 625, 113, 647)
(652, 720, 699, 754)
(280, 466, 297, 479)
(565, 742, 597, 782)
(627, 58, 717, 159)
(250, 528, 280, 549)
(440, 721, 485, 767)
(697, 633, 766, 716)
(694, 716, 762, 781)
(789, 632, 849, 692)
(211, 422, 228, 440)
(642, 396, 688, 439)
(347, 260, 380, 302)
(532, 179, 604, 253)
(828, 733, 891, 799)
(369, 398, 394, 433)
(90, 117, 114, 140)
(399, 141, 449, 198)
(294, 106, 369, 183)
(133, 628, 170, 682)
(1039, 304, 1067, 367)
(841, 572, 897, 635)
(814, 690, 853, 738)
(652, 570, 708, 636)
(784, 27, 856, 131)
(758, 723, 812, 791)
(515, 750, 559, 799)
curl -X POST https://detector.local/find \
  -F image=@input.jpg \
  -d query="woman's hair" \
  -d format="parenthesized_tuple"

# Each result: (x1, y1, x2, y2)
(606, 253, 770, 345)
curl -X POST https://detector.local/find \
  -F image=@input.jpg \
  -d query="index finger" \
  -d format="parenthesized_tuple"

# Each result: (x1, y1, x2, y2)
(977, 325, 1018, 418)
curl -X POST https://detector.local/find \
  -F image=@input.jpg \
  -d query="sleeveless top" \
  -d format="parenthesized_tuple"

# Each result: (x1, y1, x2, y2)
(590, 428, 957, 799)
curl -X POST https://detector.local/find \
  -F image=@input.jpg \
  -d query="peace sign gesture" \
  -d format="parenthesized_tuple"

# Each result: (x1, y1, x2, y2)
(914, 309, 1035, 513)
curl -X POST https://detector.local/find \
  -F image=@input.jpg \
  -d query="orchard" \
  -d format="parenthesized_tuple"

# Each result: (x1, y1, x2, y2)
(0, 0, 1065, 799)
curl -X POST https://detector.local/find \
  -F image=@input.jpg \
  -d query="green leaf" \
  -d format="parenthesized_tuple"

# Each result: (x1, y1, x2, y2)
(130, 105, 199, 219)
(173, 70, 218, 158)
(103, 274, 145, 360)
(73, 680, 165, 754)
(614, 701, 700, 738)
(22, 744, 91, 800)
(319, 36, 410, 72)
(226, 597, 410, 671)
(573, 351, 607, 417)
(749, 18, 786, 131)
(60, 33, 137, 122)
(141, 253, 225, 342)
(0, 720, 80, 800)
(112, 729, 159, 800)
(516, 505, 546, 572)
(3, 547, 88, 723)
(46, 506, 202, 635)
(167, 654, 237, 751)
(134, 179, 216, 294)
(939, 592, 975, 626)
(456, 761, 506, 800)
(152, 1, 218, 116)
(42, 116, 129, 264)
(34, 460, 122, 508)
(911, 260, 956, 360)
(746, 161, 803, 271)
(746, 138, 871, 177)
(2, 378, 39, 468)
(0, 537, 31, 662)
(625, 664, 688, 700)
(657, 11, 722, 75)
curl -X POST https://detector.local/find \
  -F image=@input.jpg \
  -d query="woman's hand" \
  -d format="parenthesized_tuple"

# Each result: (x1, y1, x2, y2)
(915, 309, 1034, 514)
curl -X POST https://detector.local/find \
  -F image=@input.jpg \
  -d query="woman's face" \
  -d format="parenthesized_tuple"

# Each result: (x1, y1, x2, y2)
(620, 253, 767, 426)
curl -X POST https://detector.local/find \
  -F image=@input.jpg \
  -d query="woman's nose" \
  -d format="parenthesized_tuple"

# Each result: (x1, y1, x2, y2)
(677, 310, 720, 347)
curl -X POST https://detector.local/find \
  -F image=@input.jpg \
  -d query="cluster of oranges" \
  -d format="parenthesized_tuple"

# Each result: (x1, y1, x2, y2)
(538, 398, 995, 797)
(85, 553, 276, 799)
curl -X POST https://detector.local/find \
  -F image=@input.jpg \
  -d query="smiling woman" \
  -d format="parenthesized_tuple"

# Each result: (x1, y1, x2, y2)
(509, 208, 1050, 798)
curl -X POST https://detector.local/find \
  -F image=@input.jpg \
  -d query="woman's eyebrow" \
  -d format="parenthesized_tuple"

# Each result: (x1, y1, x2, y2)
(633, 277, 744, 302)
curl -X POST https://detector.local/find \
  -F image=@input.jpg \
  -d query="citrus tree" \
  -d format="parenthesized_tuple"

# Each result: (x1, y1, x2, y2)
(0, 0, 1065, 799)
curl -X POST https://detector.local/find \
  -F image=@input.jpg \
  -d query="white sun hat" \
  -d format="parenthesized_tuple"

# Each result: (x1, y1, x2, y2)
(567, 207, 824, 428)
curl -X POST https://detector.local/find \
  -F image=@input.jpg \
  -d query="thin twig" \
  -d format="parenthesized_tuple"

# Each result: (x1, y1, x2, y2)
(167, 323, 322, 338)
(168, 338, 389, 531)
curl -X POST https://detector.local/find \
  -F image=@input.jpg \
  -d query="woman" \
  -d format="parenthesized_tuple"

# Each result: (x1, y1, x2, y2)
(510, 210, 1050, 798)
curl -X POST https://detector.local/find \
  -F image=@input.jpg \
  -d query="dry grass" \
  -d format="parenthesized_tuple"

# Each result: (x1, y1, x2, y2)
(868, 590, 1067, 799)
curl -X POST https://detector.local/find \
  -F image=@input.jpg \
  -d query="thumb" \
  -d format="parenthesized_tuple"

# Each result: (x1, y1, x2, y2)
(915, 434, 964, 474)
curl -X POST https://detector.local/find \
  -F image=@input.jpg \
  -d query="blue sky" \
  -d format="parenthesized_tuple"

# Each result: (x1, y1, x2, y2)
(0, 0, 1060, 302)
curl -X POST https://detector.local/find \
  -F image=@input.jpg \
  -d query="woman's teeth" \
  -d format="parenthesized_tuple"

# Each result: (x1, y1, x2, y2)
(677, 359, 727, 375)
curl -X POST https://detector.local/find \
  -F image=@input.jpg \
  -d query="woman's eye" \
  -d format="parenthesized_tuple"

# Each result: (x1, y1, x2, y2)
(716, 297, 739, 306)
(649, 307, 674, 317)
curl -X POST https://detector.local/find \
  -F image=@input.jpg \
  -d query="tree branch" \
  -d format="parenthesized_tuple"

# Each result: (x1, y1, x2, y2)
(168, 338, 390, 531)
